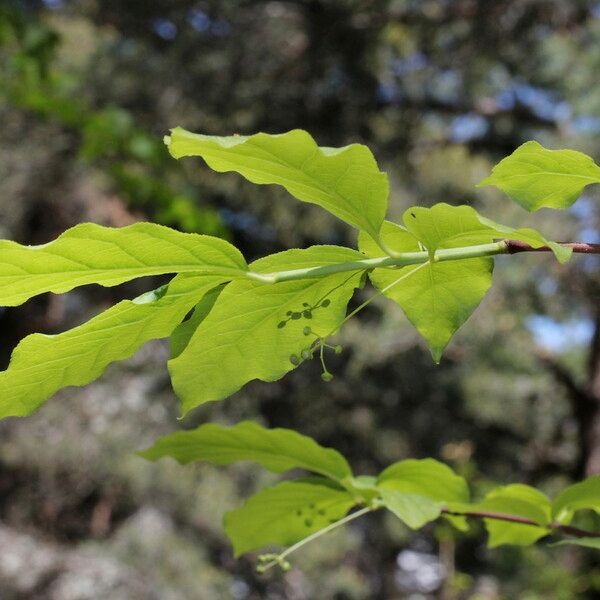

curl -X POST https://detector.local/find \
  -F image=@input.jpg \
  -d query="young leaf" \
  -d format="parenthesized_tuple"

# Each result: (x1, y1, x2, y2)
(169, 246, 364, 415)
(465, 484, 552, 548)
(403, 203, 570, 263)
(380, 490, 443, 529)
(0, 222, 247, 307)
(223, 478, 357, 556)
(165, 128, 388, 237)
(552, 475, 600, 524)
(478, 141, 600, 211)
(0, 274, 227, 418)
(377, 458, 470, 504)
(138, 421, 352, 482)
(359, 221, 493, 362)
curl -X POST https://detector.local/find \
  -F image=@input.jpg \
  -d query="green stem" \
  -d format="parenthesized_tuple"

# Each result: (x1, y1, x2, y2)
(246, 241, 507, 284)
(244, 240, 600, 284)
(258, 505, 375, 573)
(327, 261, 429, 336)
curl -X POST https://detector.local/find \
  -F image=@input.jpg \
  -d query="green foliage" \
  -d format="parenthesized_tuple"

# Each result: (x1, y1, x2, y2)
(478, 141, 600, 211)
(165, 128, 389, 237)
(224, 478, 357, 557)
(0, 274, 227, 418)
(1, 128, 599, 569)
(552, 476, 600, 523)
(138, 420, 352, 482)
(359, 219, 494, 362)
(140, 422, 600, 566)
(169, 246, 364, 414)
(462, 485, 552, 548)
(0, 222, 246, 306)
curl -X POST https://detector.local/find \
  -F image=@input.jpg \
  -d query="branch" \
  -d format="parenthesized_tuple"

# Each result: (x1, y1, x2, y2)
(505, 241, 600, 255)
(442, 508, 599, 539)
(246, 241, 600, 284)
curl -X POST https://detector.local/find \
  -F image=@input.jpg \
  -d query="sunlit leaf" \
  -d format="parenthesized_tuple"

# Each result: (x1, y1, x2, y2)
(169, 246, 364, 415)
(478, 141, 600, 211)
(359, 220, 493, 362)
(166, 128, 388, 237)
(0, 222, 247, 306)
(0, 274, 226, 418)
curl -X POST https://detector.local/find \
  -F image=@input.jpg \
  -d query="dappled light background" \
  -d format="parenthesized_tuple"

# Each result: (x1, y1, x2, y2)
(1, 1, 600, 598)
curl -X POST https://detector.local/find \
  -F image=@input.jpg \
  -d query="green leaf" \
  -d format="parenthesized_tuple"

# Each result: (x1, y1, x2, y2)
(138, 421, 352, 482)
(403, 203, 570, 263)
(0, 222, 247, 307)
(165, 128, 388, 237)
(169, 286, 224, 359)
(223, 478, 357, 556)
(359, 220, 493, 362)
(478, 140, 600, 211)
(466, 484, 552, 548)
(552, 475, 600, 524)
(169, 246, 364, 415)
(377, 458, 470, 504)
(380, 489, 443, 529)
(552, 538, 600, 550)
(0, 274, 226, 418)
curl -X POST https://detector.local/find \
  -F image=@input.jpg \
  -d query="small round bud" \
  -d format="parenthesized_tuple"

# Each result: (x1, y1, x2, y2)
(281, 560, 292, 572)
(289, 354, 300, 365)
(291, 312, 301, 320)
(321, 372, 334, 382)
(277, 321, 286, 329)
(303, 326, 312, 335)
(301, 349, 311, 360)
(286, 311, 292, 316)
(333, 344, 343, 354)
(302, 310, 312, 319)
(321, 299, 331, 307)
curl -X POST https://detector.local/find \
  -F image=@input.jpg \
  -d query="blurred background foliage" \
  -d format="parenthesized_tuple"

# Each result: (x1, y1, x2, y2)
(0, 0, 600, 598)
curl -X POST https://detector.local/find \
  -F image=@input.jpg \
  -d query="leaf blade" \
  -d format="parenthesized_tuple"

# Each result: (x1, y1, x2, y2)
(169, 246, 364, 415)
(359, 220, 494, 362)
(138, 421, 352, 482)
(223, 478, 357, 556)
(478, 141, 600, 211)
(166, 128, 388, 236)
(0, 222, 247, 307)
(0, 274, 226, 418)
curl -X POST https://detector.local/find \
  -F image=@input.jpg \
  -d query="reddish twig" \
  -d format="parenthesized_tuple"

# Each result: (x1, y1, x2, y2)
(442, 508, 599, 539)
(505, 240, 600, 255)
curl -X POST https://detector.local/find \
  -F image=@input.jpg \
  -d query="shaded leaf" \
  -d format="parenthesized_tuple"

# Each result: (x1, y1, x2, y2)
(380, 489, 443, 529)
(378, 458, 470, 504)
(138, 421, 352, 482)
(169, 286, 224, 359)
(223, 478, 357, 556)
(458, 484, 552, 548)
(552, 538, 600, 550)
(552, 475, 600, 524)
